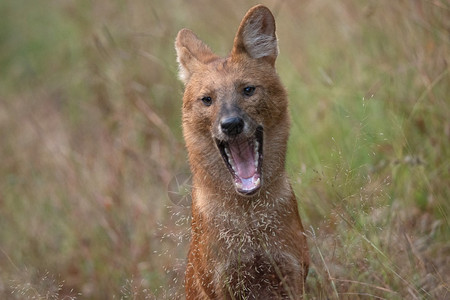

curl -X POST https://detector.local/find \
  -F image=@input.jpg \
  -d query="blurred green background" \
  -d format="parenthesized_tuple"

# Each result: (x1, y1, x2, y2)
(0, 0, 448, 299)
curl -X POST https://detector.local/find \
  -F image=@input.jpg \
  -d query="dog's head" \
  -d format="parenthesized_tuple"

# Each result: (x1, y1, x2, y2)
(176, 5, 290, 196)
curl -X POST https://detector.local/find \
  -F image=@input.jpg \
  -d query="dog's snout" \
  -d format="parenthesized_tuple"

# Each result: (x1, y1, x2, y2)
(220, 116, 244, 136)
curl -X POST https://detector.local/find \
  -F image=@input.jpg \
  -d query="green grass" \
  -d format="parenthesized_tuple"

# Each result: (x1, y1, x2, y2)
(0, 0, 449, 299)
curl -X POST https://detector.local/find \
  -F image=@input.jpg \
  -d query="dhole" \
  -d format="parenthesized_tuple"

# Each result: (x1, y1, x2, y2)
(175, 5, 309, 299)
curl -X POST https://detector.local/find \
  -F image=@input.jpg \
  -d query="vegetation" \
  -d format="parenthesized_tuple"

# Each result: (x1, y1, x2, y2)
(0, 0, 448, 299)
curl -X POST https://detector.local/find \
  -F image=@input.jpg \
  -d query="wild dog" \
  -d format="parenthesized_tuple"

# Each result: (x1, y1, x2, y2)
(175, 5, 309, 299)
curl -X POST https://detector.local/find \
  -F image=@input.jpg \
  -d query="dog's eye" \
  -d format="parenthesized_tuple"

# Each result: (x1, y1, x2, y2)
(201, 96, 213, 106)
(243, 86, 256, 97)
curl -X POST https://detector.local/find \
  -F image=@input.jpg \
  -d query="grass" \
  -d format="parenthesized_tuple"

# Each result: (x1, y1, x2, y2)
(0, 0, 449, 299)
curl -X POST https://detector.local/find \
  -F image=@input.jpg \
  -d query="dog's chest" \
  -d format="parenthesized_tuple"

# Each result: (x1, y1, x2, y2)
(207, 202, 300, 278)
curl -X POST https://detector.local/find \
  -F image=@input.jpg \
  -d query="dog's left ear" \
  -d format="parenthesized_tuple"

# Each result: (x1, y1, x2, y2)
(231, 5, 278, 66)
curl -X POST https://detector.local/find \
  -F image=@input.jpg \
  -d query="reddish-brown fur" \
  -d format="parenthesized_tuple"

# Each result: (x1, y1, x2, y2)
(176, 5, 309, 299)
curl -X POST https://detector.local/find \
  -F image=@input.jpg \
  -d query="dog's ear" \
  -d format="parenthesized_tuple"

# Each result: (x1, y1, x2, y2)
(175, 29, 217, 84)
(231, 5, 278, 66)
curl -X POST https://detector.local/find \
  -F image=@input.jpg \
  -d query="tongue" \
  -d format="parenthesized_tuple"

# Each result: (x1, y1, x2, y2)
(229, 139, 256, 179)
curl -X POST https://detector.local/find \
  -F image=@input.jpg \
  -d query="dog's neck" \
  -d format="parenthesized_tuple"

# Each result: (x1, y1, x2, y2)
(191, 172, 294, 218)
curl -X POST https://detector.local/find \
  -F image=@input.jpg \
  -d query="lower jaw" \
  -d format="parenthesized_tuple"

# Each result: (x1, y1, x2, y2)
(234, 176, 262, 196)
(236, 188, 260, 196)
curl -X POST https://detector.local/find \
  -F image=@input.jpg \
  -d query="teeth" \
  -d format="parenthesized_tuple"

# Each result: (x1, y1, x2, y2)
(254, 177, 261, 186)
(225, 147, 237, 172)
(235, 182, 243, 189)
(254, 140, 259, 168)
(231, 161, 237, 172)
(224, 147, 231, 157)
(229, 158, 236, 172)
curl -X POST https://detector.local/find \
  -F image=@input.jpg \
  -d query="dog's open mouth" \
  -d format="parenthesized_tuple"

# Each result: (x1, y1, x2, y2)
(216, 126, 263, 195)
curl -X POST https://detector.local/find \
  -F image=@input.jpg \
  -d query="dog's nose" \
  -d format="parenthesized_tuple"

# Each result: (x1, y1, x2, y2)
(220, 116, 244, 136)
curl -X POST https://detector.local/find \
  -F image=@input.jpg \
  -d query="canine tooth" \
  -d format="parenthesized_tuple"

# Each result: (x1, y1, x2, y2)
(254, 177, 261, 186)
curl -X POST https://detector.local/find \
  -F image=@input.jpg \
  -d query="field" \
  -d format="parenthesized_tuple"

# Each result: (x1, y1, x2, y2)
(0, 0, 449, 299)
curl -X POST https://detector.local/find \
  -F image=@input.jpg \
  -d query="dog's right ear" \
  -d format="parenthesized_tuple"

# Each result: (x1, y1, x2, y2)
(175, 29, 217, 84)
